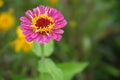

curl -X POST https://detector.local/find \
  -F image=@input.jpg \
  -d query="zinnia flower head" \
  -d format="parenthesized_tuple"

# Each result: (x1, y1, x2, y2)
(20, 5, 67, 44)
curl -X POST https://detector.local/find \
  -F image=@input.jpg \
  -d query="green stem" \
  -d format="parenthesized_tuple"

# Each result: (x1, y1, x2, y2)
(41, 44, 45, 60)
(41, 72, 44, 80)
(40, 44, 45, 80)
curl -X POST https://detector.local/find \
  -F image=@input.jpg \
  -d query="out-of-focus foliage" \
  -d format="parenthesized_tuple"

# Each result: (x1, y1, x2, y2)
(0, 0, 120, 80)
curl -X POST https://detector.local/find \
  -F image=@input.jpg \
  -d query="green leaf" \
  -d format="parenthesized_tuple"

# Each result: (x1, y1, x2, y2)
(57, 62, 88, 80)
(32, 42, 42, 57)
(25, 74, 52, 80)
(25, 77, 38, 80)
(40, 73, 53, 80)
(44, 40, 54, 57)
(38, 58, 63, 80)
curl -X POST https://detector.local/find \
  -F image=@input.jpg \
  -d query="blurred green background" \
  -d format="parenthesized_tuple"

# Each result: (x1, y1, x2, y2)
(0, 0, 120, 80)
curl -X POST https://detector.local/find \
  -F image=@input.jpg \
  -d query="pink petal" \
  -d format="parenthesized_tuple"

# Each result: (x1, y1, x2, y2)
(34, 36, 41, 42)
(20, 24, 32, 31)
(39, 5, 45, 14)
(45, 6, 50, 15)
(26, 36, 33, 42)
(30, 33, 39, 39)
(25, 10, 34, 20)
(55, 35, 62, 41)
(34, 35, 49, 44)
(50, 11, 65, 24)
(39, 35, 50, 43)
(39, 36, 44, 44)
(54, 29, 64, 34)
(44, 35, 50, 43)
(49, 33, 57, 40)
(23, 30, 33, 37)
(43, 35, 49, 43)
(54, 16, 64, 23)
(21, 21, 30, 24)
(20, 16, 31, 24)
(33, 7, 41, 16)
(52, 12, 64, 21)
(54, 19, 67, 29)
(48, 8, 57, 17)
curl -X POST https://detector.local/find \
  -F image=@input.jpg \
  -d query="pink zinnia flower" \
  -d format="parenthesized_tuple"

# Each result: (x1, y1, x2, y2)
(20, 5, 67, 44)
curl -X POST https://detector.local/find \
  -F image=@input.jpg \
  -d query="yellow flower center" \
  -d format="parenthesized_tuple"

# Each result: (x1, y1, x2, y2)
(32, 14, 54, 34)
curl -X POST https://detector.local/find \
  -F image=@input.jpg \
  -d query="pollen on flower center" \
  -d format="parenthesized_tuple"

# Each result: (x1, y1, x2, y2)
(32, 14, 54, 34)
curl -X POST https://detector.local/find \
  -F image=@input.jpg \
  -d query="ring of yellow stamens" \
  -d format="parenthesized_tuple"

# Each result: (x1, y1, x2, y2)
(32, 14, 54, 34)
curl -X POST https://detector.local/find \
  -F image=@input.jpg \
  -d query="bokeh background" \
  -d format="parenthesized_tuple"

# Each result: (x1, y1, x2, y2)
(0, 0, 120, 80)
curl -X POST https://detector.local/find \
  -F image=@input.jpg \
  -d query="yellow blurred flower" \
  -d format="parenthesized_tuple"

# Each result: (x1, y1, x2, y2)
(0, 11, 15, 31)
(16, 26, 24, 38)
(11, 27, 32, 53)
(48, 0, 58, 6)
(0, 0, 4, 7)
(69, 20, 77, 28)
